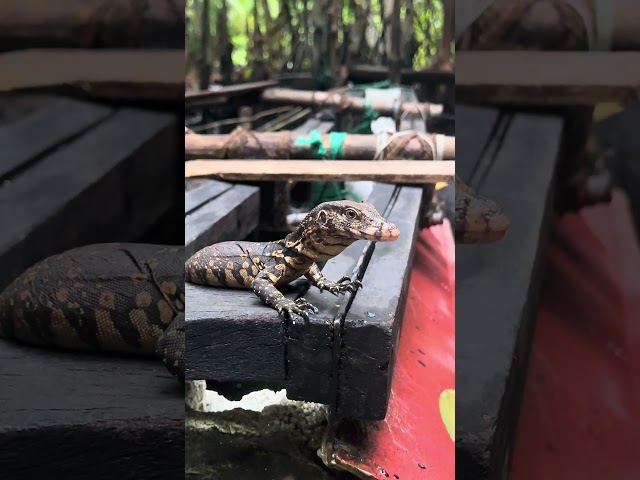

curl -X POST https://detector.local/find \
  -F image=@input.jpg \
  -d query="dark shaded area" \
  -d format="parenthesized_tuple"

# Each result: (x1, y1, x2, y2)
(455, 105, 564, 478)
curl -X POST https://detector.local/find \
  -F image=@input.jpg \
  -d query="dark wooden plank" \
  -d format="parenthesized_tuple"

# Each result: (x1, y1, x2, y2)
(0, 95, 112, 181)
(0, 340, 183, 479)
(347, 64, 454, 85)
(285, 184, 398, 406)
(292, 118, 335, 135)
(0, 107, 178, 291)
(184, 179, 233, 215)
(455, 104, 563, 478)
(184, 281, 305, 383)
(184, 184, 260, 257)
(336, 185, 422, 419)
(184, 80, 279, 109)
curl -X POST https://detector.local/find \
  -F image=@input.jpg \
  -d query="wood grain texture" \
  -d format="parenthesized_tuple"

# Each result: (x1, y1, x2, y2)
(184, 160, 455, 184)
(336, 185, 422, 419)
(456, 51, 640, 105)
(184, 281, 305, 382)
(0, 49, 184, 101)
(184, 179, 234, 215)
(455, 105, 562, 478)
(0, 95, 113, 181)
(0, 102, 178, 291)
(0, 340, 184, 480)
(184, 183, 260, 257)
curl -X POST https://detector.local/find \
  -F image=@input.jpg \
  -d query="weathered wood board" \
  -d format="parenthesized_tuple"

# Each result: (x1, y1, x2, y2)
(456, 51, 640, 105)
(184, 159, 455, 184)
(185, 80, 278, 109)
(0, 341, 184, 480)
(184, 179, 260, 258)
(455, 104, 563, 478)
(0, 94, 183, 479)
(0, 94, 178, 292)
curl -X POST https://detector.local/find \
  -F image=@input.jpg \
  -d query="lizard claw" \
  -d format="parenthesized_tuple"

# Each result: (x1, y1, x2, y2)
(322, 277, 363, 295)
(295, 297, 319, 313)
(276, 298, 315, 323)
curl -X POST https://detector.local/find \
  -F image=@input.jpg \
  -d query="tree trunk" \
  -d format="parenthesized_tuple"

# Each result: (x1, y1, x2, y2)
(311, 0, 330, 85)
(218, 0, 233, 84)
(389, 0, 402, 84)
(199, 0, 211, 90)
(327, 0, 341, 87)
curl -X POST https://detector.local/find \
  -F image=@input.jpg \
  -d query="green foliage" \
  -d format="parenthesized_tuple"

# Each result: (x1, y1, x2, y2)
(413, 0, 444, 68)
(185, 0, 447, 79)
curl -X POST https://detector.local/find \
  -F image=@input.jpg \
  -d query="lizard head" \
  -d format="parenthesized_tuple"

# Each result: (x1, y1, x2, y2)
(312, 200, 400, 242)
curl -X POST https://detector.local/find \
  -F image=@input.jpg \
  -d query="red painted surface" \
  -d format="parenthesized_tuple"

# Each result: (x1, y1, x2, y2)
(333, 222, 456, 479)
(510, 189, 640, 479)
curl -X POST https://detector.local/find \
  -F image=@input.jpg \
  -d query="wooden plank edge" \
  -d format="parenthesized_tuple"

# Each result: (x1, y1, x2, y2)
(184, 160, 455, 184)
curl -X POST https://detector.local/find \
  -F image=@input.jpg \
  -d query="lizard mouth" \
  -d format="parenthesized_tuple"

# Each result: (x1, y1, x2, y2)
(362, 224, 400, 242)
(379, 226, 400, 241)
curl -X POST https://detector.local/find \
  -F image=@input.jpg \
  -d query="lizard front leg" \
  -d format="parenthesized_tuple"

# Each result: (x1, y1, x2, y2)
(305, 263, 362, 295)
(252, 266, 318, 321)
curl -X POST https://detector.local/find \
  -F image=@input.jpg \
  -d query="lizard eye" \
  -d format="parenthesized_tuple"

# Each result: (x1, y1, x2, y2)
(346, 209, 357, 219)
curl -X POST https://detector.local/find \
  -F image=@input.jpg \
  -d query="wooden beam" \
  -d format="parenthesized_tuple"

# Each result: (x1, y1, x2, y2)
(184, 159, 455, 184)
(456, 104, 563, 477)
(0, 341, 184, 479)
(184, 180, 260, 257)
(261, 87, 444, 118)
(456, 51, 640, 105)
(347, 64, 454, 85)
(0, 96, 178, 291)
(185, 80, 279, 109)
(0, 49, 184, 101)
(185, 130, 455, 160)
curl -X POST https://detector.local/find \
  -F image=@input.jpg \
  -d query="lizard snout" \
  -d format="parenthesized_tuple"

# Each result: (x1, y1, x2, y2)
(362, 223, 400, 242)
(380, 223, 400, 241)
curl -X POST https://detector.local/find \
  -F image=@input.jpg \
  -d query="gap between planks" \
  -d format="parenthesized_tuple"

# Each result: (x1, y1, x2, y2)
(184, 160, 454, 184)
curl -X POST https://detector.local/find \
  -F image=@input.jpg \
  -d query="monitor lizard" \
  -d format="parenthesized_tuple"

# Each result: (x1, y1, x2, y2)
(185, 200, 400, 321)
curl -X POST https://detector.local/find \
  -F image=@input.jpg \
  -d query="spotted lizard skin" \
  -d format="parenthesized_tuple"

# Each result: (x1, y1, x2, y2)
(0, 243, 185, 382)
(455, 175, 510, 243)
(185, 200, 400, 320)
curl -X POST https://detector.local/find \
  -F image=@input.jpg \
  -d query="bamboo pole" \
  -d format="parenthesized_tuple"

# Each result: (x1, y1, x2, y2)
(185, 130, 455, 160)
(185, 159, 455, 184)
(261, 88, 443, 119)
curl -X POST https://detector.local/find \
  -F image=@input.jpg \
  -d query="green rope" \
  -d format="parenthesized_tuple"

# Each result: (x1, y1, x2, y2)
(297, 130, 362, 205)
(351, 98, 379, 134)
(295, 130, 325, 158)
(328, 132, 347, 159)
